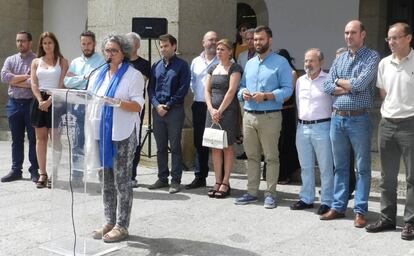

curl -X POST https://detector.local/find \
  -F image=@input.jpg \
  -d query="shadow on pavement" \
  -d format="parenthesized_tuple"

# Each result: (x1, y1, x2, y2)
(126, 235, 260, 256)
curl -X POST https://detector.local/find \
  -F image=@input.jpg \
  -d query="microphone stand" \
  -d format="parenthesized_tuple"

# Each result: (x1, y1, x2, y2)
(84, 59, 111, 91)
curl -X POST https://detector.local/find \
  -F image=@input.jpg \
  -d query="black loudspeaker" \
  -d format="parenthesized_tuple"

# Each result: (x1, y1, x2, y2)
(132, 17, 168, 39)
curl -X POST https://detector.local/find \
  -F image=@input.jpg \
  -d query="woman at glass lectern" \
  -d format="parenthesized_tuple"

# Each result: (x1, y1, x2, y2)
(89, 33, 144, 243)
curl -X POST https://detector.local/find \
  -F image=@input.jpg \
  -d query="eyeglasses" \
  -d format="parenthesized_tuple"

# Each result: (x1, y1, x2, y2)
(385, 35, 407, 42)
(104, 48, 120, 54)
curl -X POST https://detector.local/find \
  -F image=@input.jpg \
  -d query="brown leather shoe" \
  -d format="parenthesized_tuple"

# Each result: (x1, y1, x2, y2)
(354, 213, 366, 228)
(320, 209, 345, 220)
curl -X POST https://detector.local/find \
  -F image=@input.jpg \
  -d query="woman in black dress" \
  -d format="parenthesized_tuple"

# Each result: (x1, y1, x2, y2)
(205, 39, 242, 198)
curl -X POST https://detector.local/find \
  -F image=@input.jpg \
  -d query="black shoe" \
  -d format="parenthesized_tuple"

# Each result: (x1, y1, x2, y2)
(316, 204, 331, 215)
(401, 223, 414, 240)
(1, 171, 23, 182)
(30, 170, 40, 183)
(365, 220, 396, 233)
(148, 179, 169, 190)
(290, 200, 314, 210)
(185, 178, 206, 189)
(236, 152, 247, 160)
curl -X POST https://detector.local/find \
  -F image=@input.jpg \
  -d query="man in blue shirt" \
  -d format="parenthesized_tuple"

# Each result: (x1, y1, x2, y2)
(64, 30, 105, 185)
(235, 26, 293, 209)
(148, 34, 190, 194)
(320, 20, 380, 228)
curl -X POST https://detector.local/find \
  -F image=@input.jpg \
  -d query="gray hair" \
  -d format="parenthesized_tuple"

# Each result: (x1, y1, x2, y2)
(245, 28, 255, 35)
(126, 32, 141, 46)
(101, 33, 132, 60)
(305, 48, 324, 61)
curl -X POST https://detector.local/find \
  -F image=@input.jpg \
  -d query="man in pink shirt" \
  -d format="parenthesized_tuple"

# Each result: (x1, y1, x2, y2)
(290, 48, 334, 215)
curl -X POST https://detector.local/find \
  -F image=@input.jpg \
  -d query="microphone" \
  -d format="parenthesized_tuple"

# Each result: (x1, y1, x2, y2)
(84, 58, 112, 90)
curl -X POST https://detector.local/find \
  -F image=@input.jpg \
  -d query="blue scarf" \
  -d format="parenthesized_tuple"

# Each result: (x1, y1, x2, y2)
(92, 61, 129, 168)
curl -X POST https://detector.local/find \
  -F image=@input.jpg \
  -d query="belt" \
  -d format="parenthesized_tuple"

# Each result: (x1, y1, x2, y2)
(333, 108, 367, 116)
(298, 118, 331, 124)
(245, 109, 280, 114)
(385, 116, 414, 123)
(10, 98, 32, 102)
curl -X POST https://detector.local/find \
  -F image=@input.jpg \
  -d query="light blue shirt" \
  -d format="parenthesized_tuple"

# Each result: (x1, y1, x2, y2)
(64, 52, 105, 89)
(237, 51, 293, 111)
(190, 52, 218, 102)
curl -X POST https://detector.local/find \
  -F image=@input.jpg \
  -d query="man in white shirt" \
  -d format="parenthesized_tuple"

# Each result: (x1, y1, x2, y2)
(366, 22, 414, 240)
(290, 48, 334, 215)
(185, 31, 219, 189)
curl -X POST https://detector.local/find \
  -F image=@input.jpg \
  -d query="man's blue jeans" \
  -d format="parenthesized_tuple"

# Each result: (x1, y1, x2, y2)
(330, 112, 372, 214)
(296, 121, 334, 206)
(6, 98, 38, 174)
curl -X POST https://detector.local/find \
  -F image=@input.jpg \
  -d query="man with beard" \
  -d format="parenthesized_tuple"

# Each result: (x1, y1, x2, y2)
(185, 31, 219, 189)
(148, 34, 190, 194)
(321, 20, 380, 228)
(1, 31, 39, 182)
(290, 48, 334, 215)
(64, 30, 105, 185)
(235, 25, 293, 209)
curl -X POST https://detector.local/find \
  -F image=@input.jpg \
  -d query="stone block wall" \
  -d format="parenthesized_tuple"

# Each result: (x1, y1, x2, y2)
(0, 0, 43, 132)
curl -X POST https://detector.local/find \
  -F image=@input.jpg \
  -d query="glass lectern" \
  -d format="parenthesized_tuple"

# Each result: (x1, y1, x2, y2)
(39, 89, 125, 256)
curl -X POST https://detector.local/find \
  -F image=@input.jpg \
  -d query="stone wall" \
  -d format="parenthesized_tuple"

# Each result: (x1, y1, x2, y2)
(87, 0, 239, 169)
(359, 0, 388, 57)
(0, 0, 43, 134)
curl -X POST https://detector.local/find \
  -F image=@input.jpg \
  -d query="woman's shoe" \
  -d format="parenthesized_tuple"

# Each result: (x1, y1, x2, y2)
(36, 174, 48, 189)
(208, 183, 221, 198)
(92, 223, 114, 239)
(215, 183, 231, 199)
(103, 226, 129, 243)
(47, 177, 52, 189)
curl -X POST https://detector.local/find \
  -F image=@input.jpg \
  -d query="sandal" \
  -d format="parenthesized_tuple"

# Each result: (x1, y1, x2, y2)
(215, 183, 231, 199)
(36, 174, 48, 189)
(47, 177, 52, 189)
(208, 183, 221, 198)
(103, 226, 129, 243)
(92, 223, 114, 240)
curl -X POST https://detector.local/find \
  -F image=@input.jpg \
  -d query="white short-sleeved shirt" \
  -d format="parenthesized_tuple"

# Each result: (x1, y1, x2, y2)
(377, 49, 414, 118)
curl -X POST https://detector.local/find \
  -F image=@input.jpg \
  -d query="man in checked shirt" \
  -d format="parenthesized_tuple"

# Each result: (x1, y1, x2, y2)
(320, 20, 380, 228)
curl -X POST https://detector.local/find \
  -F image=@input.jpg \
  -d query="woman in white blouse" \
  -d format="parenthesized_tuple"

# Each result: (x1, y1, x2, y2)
(30, 32, 68, 189)
(90, 34, 144, 243)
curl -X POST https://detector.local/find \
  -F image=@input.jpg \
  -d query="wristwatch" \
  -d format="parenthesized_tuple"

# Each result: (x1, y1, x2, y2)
(263, 93, 268, 101)
(334, 78, 339, 85)
(162, 105, 170, 111)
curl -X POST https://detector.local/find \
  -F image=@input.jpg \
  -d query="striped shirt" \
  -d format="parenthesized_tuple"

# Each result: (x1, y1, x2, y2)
(323, 46, 380, 110)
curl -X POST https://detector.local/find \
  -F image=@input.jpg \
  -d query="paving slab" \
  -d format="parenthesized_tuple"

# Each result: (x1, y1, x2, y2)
(0, 141, 412, 256)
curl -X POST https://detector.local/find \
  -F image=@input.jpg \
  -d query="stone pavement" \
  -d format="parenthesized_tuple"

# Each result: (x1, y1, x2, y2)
(0, 140, 413, 256)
